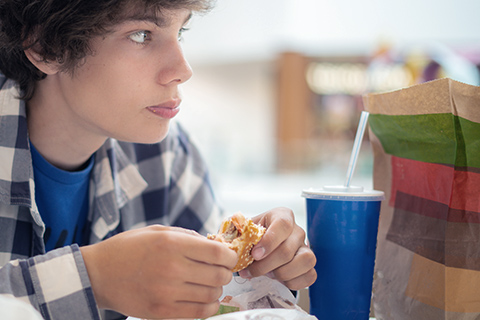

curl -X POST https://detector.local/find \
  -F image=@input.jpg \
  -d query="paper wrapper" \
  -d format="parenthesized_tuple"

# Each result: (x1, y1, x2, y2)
(207, 309, 317, 320)
(127, 275, 316, 320)
(364, 78, 480, 319)
(219, 276, 302, 311)
(209, 275, 315, 319)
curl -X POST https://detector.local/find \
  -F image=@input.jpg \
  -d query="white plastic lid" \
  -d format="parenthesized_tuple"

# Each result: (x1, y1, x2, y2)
(302, 185, 385, 201)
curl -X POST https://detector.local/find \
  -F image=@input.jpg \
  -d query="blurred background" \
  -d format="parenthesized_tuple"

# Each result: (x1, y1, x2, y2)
(177, 0, 480, 229)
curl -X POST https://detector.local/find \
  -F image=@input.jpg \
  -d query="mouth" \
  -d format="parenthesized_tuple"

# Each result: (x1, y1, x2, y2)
(146, 99, 181, 119)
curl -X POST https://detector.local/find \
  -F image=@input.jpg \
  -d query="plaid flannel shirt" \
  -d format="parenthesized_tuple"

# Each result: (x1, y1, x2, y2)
(0, 75, 223, 319)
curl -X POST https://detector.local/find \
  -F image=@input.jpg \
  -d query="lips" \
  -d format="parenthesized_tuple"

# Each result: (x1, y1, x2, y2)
(147, 99, 181, 119)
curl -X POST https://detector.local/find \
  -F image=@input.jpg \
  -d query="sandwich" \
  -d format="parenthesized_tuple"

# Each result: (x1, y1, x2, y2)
(208, 212, 266, 272)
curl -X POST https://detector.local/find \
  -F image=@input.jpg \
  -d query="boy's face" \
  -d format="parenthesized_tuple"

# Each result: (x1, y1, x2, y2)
(49, 8, 193, 144)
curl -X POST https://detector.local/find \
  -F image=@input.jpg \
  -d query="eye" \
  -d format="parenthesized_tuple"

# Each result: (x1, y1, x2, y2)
(129, 30, 151, 44)
(177, 27, 189, 41)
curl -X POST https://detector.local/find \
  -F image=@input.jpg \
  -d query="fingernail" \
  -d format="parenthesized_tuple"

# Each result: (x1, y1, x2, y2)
(252, 246, 265, 260)
(266, 271, 276, 279)
(238, 269, 252, 279)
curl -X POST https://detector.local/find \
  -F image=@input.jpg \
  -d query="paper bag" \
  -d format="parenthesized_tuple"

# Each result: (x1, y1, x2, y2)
(363, 78, 480, 319)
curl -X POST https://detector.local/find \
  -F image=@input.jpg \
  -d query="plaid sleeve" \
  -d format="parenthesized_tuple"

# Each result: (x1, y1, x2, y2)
(0, 244, 101, 320)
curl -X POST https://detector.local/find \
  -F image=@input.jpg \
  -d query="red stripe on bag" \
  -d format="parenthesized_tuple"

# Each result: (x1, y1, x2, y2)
(390, 156, 480, 214)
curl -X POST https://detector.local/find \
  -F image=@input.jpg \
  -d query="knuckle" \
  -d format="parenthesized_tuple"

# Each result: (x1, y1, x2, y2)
(147, 224, 165, 232)
(307, 252, 317, 268)
(147, 302, 170, 318)
(296, 226, 306, 241)
(210, 242, 227, 260)
(215, 245, 238, 268)
(305, 268, 318, 287)
(280, 243, 296, 262)
(221, 269, 233, 285)
(285, 268, 318, 291)
(157, 230, 176, 247)
(285, 280, 303, 291)
(299, 247, 317, 268)
(277, 207, 295, 218)
(204, 286, 222, 302)
(277, 215, 294, 233)
(273, 267, 288, 281)
(194, 301, 220, 319)
(210, 268, 231, 287)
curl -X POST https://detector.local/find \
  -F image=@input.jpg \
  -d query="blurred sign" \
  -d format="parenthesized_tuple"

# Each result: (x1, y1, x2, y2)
(306, 62, 412, 95)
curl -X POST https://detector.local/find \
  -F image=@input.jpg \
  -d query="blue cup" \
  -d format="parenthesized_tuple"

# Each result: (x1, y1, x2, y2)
(302, 186, 384, 320)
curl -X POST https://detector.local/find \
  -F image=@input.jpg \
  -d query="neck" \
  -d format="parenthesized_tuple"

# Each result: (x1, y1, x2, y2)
(27, 78, 106, 171)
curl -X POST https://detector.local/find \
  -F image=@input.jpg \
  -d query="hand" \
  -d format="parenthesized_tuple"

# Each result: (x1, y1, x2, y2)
(238, 207, 317, 291)
(80, 225, 238, 319)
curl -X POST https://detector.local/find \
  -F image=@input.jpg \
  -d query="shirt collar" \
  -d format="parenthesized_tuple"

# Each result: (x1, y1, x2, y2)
(90, 138, 148, 240)
(0, 79, 32, 207)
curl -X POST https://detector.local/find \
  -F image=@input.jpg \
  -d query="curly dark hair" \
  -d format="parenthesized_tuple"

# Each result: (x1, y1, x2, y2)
(0, 0, 214, 100)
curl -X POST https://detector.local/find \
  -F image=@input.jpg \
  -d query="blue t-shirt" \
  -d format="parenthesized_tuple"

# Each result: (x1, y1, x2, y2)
(30, 142, 94, 251)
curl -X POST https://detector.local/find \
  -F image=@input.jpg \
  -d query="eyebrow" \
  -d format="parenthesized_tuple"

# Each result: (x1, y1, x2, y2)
(123, 11, 192, 28)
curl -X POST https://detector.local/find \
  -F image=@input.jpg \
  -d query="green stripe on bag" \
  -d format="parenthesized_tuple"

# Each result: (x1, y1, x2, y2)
(368, 113, 480, 169)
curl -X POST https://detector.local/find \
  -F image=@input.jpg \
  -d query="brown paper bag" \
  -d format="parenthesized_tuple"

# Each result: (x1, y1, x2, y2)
(363, 78, 480, 319)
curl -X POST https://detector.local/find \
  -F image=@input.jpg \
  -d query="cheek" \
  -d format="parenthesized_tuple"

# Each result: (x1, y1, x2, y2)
(75, 41, 159, 106)
(62, 50, 168, 141)
(75, 64, 142, 111)
(62, 75, 134, 133)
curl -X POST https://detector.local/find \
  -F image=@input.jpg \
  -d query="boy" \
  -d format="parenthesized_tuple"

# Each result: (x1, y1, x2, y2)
(0, 0, 317, 319)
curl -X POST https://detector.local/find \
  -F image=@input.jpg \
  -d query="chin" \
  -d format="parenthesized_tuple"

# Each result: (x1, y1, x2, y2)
(117, 125, 170, 145)
(139, 132, 169, 144)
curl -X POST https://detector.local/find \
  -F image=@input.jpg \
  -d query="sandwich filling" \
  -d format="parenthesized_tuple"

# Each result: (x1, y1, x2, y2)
(208, 212, 266, 272)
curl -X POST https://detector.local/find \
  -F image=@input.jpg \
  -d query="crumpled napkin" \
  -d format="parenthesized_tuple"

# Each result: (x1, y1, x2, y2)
(127, 276, 317, 320)
(207, 308, 317, 320)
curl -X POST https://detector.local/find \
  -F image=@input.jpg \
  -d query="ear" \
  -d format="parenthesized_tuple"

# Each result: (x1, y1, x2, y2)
(24, 47, 61, 75)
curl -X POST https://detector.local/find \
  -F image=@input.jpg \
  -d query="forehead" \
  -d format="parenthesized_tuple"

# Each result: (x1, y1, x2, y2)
(115, 4, 192, 27)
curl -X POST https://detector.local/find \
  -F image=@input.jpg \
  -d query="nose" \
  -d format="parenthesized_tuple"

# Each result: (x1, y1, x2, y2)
(157, 41, 193, 86)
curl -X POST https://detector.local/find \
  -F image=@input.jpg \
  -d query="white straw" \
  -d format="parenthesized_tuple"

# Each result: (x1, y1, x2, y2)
(344, 111, 370, 187)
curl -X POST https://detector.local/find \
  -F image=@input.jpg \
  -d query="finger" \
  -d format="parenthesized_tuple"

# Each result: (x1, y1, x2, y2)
(152, 300, 220, 320)
(250, 208, 295, 261)
(183, 262, 233, 287)
(247, 224, 305, 277)
(283, 267, 318, 291)
(246, 238, 296, 277)
(120, 281, 221, 319)
(177, 282, 224, 304)
(173, 300, 220, 320)
(271, 246, 316, 283)
(172, 232, 238, 269)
